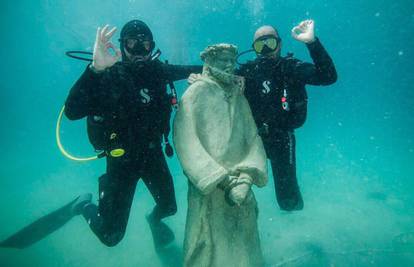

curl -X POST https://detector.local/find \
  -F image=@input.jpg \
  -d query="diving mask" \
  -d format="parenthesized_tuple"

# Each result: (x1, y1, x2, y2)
(253, 35, 280, 54)
(121, 35, 154, 56)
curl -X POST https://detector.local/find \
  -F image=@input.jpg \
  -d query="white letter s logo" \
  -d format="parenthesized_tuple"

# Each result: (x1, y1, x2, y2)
(139, 88, 151, 104)
(262, 80, 271, 94)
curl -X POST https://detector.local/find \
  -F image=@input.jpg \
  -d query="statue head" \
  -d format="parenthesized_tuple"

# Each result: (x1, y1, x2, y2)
(200, 43, 238, 84)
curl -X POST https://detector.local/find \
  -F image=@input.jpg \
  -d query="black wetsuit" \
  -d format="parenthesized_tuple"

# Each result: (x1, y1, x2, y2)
(65, 60, 201, 246)
(238, 38, 337, 211)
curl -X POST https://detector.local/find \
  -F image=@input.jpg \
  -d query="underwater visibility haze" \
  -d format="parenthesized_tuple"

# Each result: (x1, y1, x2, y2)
(0, 0, 413, 266)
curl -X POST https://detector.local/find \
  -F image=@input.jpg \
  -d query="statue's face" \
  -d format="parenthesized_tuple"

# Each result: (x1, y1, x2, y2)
(210, 51, 236, 74)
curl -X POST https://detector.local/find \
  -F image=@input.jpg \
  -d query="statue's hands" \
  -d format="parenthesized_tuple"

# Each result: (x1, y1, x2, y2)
(92, 25, 122, 72)
(291, 19, 316, 44)
(227, 172, 253, 206)
(229, 183, 252, 206)
(218, 174, 238, 191)
(188, 73, 202, 85)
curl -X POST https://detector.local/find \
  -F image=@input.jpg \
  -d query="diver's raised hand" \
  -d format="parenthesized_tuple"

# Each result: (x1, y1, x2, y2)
(92, 25, 122, 71)
(291, 20, 316, 44)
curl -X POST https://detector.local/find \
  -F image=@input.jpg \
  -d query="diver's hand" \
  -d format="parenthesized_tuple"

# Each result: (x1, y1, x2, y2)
(92, 25, 122, 72)
(188, 73, 202, 85)
(291, 20, 316, 44)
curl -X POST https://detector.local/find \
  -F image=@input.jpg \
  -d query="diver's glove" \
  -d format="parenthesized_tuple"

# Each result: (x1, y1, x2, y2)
(291, 19, 316, 44)
(92, 25, 122, 71)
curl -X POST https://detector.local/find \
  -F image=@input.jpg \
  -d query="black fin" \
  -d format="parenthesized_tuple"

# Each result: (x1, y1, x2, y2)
(0, 197, 79, 249)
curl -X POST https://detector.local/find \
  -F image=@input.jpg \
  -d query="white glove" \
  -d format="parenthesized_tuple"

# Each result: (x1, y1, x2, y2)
(291, 19, 316, 44)
(92, 25, 122, 72)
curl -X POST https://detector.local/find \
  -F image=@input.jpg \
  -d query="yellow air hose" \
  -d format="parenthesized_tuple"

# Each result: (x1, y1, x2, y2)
(56, 105, 100, 161)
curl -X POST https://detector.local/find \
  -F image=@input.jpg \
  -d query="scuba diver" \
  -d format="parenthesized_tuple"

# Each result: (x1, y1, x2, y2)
(0, 19, 202, 249)
(238, 20, 337, 211)
(188, 19, 337, 211)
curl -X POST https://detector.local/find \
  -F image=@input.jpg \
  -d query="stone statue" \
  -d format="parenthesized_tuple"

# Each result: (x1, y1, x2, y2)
(173, 43, 268, 267)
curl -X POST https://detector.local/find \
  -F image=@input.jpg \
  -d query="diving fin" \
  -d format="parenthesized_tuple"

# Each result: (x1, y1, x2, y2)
(0, 194, 91, 249)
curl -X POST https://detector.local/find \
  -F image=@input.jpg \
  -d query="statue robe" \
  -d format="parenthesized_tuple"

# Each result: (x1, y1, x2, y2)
(173, 75, 268, 267)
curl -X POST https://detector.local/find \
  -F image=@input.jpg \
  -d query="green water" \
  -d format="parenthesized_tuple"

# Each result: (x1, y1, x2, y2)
(0, 0, 413, 266)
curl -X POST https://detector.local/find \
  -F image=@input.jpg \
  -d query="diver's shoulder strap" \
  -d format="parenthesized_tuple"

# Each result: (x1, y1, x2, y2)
(280, 53, 300, 79)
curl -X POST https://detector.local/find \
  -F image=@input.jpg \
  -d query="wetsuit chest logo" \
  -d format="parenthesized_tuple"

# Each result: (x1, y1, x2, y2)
(262, 80, 272, 94)
(139, 88, 152, 104)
